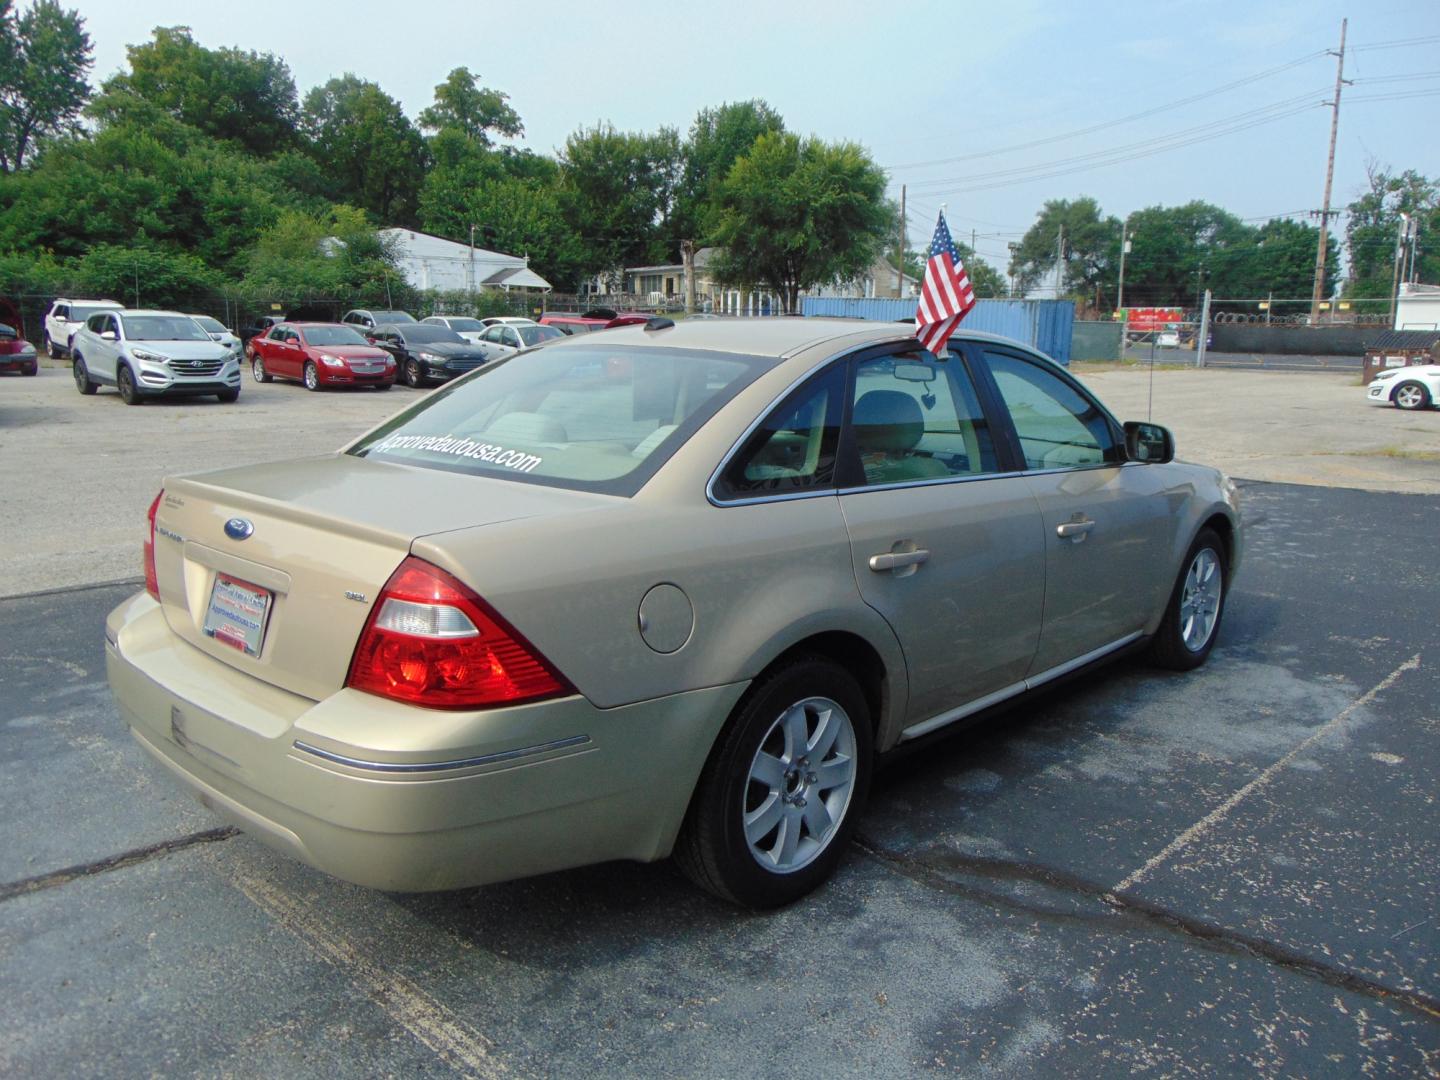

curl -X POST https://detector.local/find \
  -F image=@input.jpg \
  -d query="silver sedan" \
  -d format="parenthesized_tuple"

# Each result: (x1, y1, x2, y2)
(105, 318, 1240, 907)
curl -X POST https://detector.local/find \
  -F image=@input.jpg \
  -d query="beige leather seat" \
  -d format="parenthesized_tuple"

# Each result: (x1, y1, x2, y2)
(853, 390, 950, 484)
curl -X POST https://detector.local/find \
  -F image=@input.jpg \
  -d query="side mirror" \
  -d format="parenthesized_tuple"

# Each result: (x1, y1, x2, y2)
(1124, 421, 1174, 464)
(100, 330, 117, 341)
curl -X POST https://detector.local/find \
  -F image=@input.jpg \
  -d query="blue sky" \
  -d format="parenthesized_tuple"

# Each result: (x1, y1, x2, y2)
(81, 0, 1440, 269)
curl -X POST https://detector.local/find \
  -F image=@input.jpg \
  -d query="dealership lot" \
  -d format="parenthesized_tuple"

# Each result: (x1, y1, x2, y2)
(1, 357, 1438, 1076)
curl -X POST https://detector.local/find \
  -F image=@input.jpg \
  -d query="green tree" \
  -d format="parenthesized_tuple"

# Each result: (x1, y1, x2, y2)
(1344, 166, 1439, 299)
(894, 241, 1006, 298)
(672, 99, 784, 244)
(420, 174, 583, 291)
(1009, 197, 1120, 301)
(95, 26, 298, 157)
(708, 132, 891, 313)
(0, 0, 92, 172)
(1118, 201, 1252, 308)
(302, 75, 426, 225)
(558, 123, 684, 279)
(417, 67, 521, 146)
(242, 205, 400, 295)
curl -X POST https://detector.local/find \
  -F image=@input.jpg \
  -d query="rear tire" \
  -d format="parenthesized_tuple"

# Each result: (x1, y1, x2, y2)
(117, 364, 142, 406)
(1393, 381, 1431, 411)
(675, 657, 872, 908)
(1148, 528, 1227, 671)
(72, 354, 97, 395)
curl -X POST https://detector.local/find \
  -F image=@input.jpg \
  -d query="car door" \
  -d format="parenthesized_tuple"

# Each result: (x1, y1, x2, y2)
(836, 346, 1046, 734)
(969, 344, 1176, 674)
(91, 314, 121, 381)
(481, 325, 513, 358)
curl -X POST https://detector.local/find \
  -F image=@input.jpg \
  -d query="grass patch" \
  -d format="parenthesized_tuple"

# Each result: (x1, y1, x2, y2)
(1352, 446, 1440, 461)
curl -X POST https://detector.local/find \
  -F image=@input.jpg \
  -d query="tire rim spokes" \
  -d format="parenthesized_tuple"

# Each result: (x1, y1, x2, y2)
(743, 696, 856, 874)
(1179, 548, 1222, 652)
(1397, 386, 1422, 408)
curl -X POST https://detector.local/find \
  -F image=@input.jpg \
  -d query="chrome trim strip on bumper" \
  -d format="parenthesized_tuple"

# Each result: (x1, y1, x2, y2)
(291, 734, 592, 774)
(899, 631, 1144, 742)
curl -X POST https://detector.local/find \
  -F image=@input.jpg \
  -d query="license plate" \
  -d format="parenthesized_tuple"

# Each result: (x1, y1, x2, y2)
(202, 574, 271, 657)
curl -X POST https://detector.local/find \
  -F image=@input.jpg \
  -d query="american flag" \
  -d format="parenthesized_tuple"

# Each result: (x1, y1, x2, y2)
(915, 211, 976, 355)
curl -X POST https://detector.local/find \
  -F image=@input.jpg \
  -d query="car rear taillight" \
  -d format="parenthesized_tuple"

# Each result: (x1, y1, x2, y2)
(144, 490, 163, 600)
(346, 557, 572, 710)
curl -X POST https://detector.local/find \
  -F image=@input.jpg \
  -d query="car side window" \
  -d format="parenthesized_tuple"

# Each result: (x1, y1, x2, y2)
(714, 363, 845, 500)
(983, 350, 1120, 470)
(503, 329, 521, 348)
(56, 305, 69, 319)
(86, 314, 105, 333)
(849, 352, 998, 486)
(482, 327, 505, 344)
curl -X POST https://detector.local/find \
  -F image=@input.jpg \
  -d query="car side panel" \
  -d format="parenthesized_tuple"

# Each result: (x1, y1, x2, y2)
(411, 495, 911, 744)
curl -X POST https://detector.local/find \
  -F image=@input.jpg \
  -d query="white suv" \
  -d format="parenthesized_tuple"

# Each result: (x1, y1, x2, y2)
(44, 298, 123, 358)
(70, 310, 241, 405)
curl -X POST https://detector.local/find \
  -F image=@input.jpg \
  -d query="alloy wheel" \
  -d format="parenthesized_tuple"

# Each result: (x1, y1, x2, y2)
(742, 696, 857, 873)
(304, 363, 318, 391)
(1395, 384, 1426, 410)
(405, 359, 422, 388)
(1179, 548, 1222, 652)
(252, 357, 265, 382)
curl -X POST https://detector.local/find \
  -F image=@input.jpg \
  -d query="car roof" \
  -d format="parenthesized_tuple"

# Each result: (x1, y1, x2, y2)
(537, 317, 1045, 360)
(117, 310, 192, 318)
(55, 298, 122, 307)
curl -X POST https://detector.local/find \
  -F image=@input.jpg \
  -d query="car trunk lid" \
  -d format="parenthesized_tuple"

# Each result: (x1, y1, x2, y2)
(150, 453, 610, 701)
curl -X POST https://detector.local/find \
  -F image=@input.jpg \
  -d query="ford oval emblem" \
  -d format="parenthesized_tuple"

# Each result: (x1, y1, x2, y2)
(224, 517, 254, 541)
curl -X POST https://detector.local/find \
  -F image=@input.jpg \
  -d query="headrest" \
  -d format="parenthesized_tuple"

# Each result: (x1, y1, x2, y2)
(854, 390, 924, 453)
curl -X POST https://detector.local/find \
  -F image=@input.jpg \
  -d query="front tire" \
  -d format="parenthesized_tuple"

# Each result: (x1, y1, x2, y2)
(72, 354, 97, 395)
(22, 361, 36, 376)
(252, 357, 272, 383)
(45, 333, 59, 359)
(1148, 528, 1227, 671)
(303, 362, 320, 391)
(1393, 381, 1432, 411)
(216, 388, 240, 403)
(675, 658, 872, 908)
(404, 359, 424, 388)
(117, 364, 142, 406)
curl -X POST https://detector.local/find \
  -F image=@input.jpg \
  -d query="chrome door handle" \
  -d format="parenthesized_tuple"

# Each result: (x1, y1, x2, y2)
(1056, 517, 1095, 541)
(868, 549, 930, 572)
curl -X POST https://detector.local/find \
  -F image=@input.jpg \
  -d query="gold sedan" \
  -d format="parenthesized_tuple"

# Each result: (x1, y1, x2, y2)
(106, 318, 1241, 907)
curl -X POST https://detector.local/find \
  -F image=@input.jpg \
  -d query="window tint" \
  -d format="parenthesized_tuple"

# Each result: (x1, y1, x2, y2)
(502, 329, 520, 348)
(351, 346, 775, 496)
(715, 364, 845, 500)
(482, 326, 505, 344)
(86, 314, 107, 332)
(302, 325, 368, 346)
(984, 350, 1119, 469)
(850, 352, 998, 486)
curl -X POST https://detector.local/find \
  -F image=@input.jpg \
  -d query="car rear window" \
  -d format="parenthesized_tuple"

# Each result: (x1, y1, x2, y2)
(349, 345, 776, 496)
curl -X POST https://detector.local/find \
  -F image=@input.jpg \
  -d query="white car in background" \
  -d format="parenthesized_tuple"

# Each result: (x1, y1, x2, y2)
(1366, 365, 1440, 411)
(188, 314, 242, 357)
(43, 298, 123, 358)
(481, 316, 539, 328)
(421, 315, 488, 344)
(477, 321, 564, 358)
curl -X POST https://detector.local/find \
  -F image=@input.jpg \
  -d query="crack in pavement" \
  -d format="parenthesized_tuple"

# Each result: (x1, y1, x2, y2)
(0, 826, 240, 903)
(852, 836, 1440, 1023)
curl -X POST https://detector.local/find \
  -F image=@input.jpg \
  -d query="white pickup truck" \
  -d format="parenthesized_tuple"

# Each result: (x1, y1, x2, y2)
(70, 309, 242, 405)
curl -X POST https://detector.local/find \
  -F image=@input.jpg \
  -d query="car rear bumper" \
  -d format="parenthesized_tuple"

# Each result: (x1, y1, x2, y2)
(105, 592, 744, 891)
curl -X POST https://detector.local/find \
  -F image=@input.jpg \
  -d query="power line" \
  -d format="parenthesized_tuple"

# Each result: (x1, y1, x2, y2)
(882, 49, 1329, 171)
(905, 89, 1328, 191)
(1350, 34, 1440, 52)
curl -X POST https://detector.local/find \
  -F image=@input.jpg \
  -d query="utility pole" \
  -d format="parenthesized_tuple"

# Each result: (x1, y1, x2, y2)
(1117, 218, 1130, 312)
(681, 239, 696, 314)
(468, 223, 477, 297)
(1055, 225, 1065, 298)
(1389, 214, 1408, 325)
(896, 185, 906, 299)
(1309, 17, 1349, 324)
(1197, 288, 1212, 369)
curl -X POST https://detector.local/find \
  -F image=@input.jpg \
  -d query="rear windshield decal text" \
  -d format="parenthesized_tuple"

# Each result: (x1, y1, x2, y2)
(373, 433, 543, 473)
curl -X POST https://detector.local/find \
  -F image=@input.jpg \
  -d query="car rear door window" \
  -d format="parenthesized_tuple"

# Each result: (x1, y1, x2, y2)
(983, 350, 1120, 470)
(713, 363, 845, 500)
(849, 352, 998, 486)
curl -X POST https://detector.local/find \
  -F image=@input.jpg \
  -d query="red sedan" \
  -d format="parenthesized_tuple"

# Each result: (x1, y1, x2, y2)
(248, 322, 396, 391)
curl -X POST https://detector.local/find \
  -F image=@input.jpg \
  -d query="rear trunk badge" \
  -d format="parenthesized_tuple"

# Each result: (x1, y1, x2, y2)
(224, 518, 254, 540)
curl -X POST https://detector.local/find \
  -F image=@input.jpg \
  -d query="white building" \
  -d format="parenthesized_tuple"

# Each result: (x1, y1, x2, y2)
(378, 228, 552, 293)
(1395, 282, 1440, 330)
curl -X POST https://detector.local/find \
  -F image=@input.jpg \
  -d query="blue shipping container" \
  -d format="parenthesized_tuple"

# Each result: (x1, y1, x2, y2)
(800, 296, 1075, 365)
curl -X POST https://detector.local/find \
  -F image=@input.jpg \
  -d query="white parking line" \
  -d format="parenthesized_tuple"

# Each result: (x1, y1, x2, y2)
(226, 869, 509, 1079)
(1112, 652, 1422, 896)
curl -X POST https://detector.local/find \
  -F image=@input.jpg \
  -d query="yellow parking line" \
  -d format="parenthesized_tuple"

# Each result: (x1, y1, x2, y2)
(225, 867, 510, 1079)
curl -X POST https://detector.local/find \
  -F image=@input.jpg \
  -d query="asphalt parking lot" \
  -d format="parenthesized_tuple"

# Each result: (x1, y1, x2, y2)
(1, 357, 1438, 1076)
